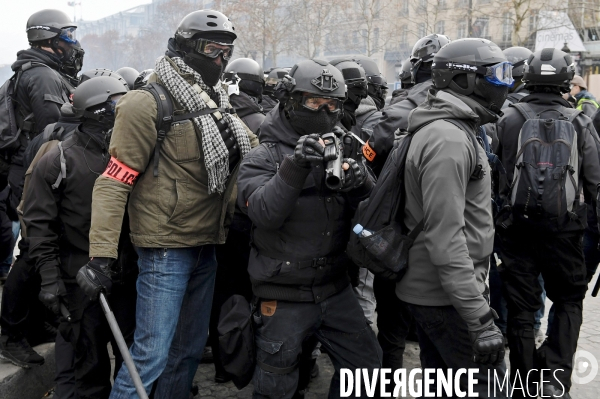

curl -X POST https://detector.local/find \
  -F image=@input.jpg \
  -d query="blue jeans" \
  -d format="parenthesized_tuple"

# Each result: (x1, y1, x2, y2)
(1, 221, 20, 270)
(109, 246, 217, 399)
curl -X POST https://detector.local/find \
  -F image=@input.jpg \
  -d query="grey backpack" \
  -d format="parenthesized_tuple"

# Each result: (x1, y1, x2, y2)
(509, 103, 582, 230)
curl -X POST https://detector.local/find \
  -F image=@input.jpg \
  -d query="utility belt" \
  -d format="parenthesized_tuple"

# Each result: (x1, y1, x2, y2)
(256, 247, 341, 269)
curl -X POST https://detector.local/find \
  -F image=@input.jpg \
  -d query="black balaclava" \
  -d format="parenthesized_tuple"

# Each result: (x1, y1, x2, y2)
(369, 85, 386, 110)
(415, 62, 432, 84)
(287, 108, 340, 136)
(239, 80, 263, 99)
(175, 32, 234, 87)
(340, 85, 367, 129)
(474, 78, 508, 115)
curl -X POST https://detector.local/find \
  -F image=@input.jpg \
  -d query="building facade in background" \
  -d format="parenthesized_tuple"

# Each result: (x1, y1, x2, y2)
(76, 0, 600, 89)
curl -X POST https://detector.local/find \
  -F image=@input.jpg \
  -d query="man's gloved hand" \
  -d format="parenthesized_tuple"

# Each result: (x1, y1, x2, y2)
(339, 158, 367, 192)
(38, 262, 66, 315)
(76, 257, 116, 301)
(293, 134, 325, 168)
(469, 323, 505, 365)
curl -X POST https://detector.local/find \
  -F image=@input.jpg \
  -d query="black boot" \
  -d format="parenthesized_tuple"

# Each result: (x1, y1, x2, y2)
(0, 334, 45, 368)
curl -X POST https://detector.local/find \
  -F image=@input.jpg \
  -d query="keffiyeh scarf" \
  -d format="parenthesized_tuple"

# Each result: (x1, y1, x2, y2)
(155, 56, 251, 194)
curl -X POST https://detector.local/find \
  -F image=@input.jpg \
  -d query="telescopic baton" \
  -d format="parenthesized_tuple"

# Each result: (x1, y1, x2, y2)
(99, 292, 149, 399)
(592, 273, 600, 297)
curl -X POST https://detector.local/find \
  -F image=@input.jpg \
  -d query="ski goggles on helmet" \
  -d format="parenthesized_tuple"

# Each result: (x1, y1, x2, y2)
(59, 27, 78, 44)
(105, 94, 124, 115)
(190, 39, 234, 61)
(300, 94, 343, 112)
(434, 61, 514, 87)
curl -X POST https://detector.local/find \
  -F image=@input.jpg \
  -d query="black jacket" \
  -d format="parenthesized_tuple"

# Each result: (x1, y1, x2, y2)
(237, 108, 372, 303)
(350, 96, 382, 142)
(260, 95, 278, 114)
(8, 48, 75, 217)
(496, 92, 600, 232)
(230, 91, 265, 134)
(367, 80, 432, 174)
(24, 126, 136, 279)
(24, 115, 81, 171)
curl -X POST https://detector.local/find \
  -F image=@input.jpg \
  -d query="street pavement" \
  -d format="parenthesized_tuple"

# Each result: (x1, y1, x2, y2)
(0, 281, 599, 398)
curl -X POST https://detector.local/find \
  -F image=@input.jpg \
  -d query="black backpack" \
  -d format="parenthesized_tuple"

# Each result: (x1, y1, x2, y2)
(217, 295, 256, 389)
(0, 62, 63, 152)
(346, 118, 483, 281)
(507, 103, 583, 230)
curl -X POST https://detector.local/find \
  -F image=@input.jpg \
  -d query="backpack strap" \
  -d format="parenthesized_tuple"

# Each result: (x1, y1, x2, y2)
(142, 82, 237, 177)
(42, 123, 58, 141)
(51, 141, 66, 189)
(510, 102, 537, 121)
(443, 119, 484, 180)
(142, 83, 174, 178)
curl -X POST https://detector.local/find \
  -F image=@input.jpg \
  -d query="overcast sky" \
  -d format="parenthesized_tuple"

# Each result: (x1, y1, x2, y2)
(0, 0, 151, 65)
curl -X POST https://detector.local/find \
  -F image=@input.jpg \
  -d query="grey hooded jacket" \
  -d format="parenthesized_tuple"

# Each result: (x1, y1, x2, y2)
(396, 89, 495, 332)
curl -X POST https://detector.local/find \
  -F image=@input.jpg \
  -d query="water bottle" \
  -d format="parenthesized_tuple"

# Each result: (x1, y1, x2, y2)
(353, 224, 373, 237)
(353, 224, 389, 258)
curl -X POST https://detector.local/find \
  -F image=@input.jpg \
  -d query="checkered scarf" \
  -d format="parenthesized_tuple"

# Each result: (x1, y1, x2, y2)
(155, 56, 251, 195)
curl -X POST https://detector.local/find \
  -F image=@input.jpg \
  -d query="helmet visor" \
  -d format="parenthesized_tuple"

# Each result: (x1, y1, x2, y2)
(59, 27, 78, 45)
(484, 61, 514, 87)
(301, 95, 342, 112)
(194, 39, 234, 61)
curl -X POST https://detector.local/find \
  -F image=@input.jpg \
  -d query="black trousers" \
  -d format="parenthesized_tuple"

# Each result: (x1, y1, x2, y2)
(373, 276, 412, 370)
(56, 279, 137, 399)
(0, 252, 48, 344)
(406, 302, 510, 398)
(497, 227, 587, 396)
(252, 286, 382, 399)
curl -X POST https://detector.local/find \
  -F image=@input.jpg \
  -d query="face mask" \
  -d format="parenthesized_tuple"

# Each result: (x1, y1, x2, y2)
(183, 52, 226, 87)
(479, 79, 508, 114)
(288, 107, 340, 135)
(239, 80, 264, 99)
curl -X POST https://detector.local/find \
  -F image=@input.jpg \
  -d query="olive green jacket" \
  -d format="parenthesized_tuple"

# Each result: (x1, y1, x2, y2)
(89, 73, 258, 258)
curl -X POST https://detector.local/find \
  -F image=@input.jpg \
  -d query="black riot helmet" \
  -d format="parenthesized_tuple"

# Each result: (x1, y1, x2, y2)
(224, 58, 264, 98)
(275, 59, 347, 135)
(399, 58, 414, 89)
(79, 69, 128, 90)
(173, 10, 236, 86)
(264, 67, 288, 94)
(331, 59, 368, 128)
(72, 76, 129, 122)
(522, 48, 575, 93)
(224, 58, 263, 83)
(26, 9, 84, 78)
(116, 67, 140, 90)
(503, 46, 532, 78)
(133, 69, 154, 89)
(352, 55, 387, 109)
(410, 33, 451, 84)
(432, 38, 512, 114)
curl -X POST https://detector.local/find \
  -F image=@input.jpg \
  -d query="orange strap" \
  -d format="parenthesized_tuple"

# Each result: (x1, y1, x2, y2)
(362, 140, 376, 162)
(102, 157, 139, 186)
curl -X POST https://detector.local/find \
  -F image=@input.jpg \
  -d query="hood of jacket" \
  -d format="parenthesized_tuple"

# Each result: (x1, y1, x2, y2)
(258, 107, 300, 147)
(230, 90, 264, 119)
(12, 48, 61, 72)
(408, 89, 491, 133)
(575, 89, 597, 102)
(356, 95, 378, 118)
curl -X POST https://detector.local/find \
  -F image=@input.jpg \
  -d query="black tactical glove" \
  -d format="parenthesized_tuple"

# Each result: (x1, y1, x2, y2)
(469, 323, 505, 365)
(76, 257, 116, 301)
(339, 158, 367, 192)
(293, 134, 325, 168)
(38, 262, 66, 315)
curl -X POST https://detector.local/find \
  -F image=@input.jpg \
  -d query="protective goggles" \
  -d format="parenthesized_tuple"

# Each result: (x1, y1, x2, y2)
(435, 61, 514, 87)
(300, 95, 343, 112)
(191, 39, 234, 61)
(59, 27, 78, 44)
(106, 95, 124, 115)
(367, 75, 387, 87)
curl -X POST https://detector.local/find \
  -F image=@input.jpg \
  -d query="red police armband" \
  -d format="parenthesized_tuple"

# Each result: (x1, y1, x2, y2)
(362, 141, 376, 162)
(102, 157, 139, 186)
